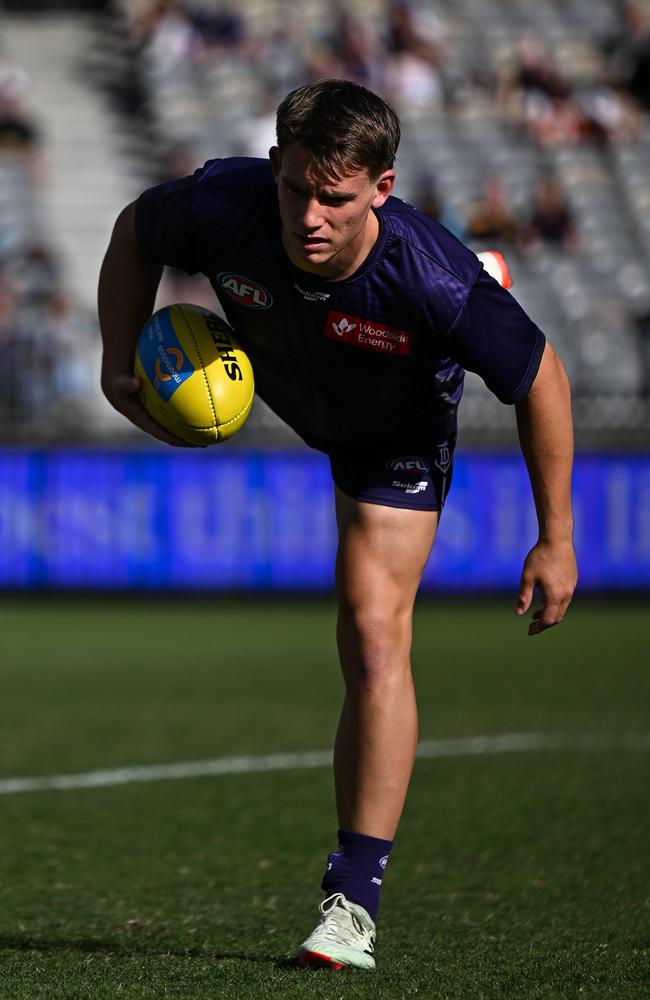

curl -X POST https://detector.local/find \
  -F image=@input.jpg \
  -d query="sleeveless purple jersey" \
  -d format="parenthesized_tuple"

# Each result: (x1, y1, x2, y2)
(134, 158, 545, 451)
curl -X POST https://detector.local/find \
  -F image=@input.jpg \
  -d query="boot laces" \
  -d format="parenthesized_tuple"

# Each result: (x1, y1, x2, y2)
(318, 893, 374, 948)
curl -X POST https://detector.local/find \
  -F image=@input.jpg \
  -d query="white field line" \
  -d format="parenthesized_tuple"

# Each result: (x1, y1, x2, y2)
(0, 732, 648, 797)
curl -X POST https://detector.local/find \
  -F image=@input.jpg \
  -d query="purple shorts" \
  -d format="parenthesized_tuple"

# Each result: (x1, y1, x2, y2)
(329, 437, 455, 512)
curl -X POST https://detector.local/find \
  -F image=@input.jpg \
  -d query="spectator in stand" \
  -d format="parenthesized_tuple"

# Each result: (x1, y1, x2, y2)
(303, 43, 345, 87)
(453, 69, 500, 123)
(0, 45, 40, 159)
(384, 0, 446, 114)
(254, 23, 302, 97)
(40, 291, 100, 419)
(607, 1, 650, 111)
(385, 50, 443, 113)
(131, 0, 202, 65)
(328, 12, 381, 89)
(577, 77, 643, 145)
(498, 36, 584, 146)
(499, 36, 570, 108)
(414, 176, 465, 241)
(0, 112, 38, 154)
(191, 4, 245, 51)
(522, 176, 577, 254)
(465, 177, 522, 248)
(0, 45, 28, 109)
(5, 242, 60, 302)
(234, 94, 278, 160)
(386, 0, 444, 64)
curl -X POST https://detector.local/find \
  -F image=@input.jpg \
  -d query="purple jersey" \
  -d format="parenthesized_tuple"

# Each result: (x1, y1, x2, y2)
(134, 158, 545, 452)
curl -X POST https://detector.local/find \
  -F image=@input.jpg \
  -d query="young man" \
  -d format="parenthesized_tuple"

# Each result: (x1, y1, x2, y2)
(98, 79, 577, 971)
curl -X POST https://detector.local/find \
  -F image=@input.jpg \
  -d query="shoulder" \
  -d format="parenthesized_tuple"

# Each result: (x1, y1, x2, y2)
(376, 197, 481, 326)
(380, 196, 480, 289)
(186, 158, 277, 242)
(137, 156, 276, 236)
(192, 156, 275, 193)
(134, 157, 277, 267)
(136, 157, 275, 218)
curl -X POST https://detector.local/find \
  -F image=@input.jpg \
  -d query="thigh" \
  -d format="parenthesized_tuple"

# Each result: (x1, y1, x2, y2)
(334, 486, 440, 613)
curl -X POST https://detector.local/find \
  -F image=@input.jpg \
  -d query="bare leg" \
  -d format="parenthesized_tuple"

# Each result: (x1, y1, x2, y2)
(333, 487, 439, 840)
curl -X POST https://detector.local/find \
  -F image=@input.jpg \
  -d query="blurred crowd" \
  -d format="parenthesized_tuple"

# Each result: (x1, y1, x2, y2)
(125, 0, 650, 247)
(1, 0, 650, 439)
(0, 36, 97, 435)
(130, 0, 650, 142)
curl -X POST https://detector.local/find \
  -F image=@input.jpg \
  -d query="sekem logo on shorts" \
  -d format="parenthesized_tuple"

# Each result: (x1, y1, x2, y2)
(324, 310, 413, 355)
(392, 479, 429, 494)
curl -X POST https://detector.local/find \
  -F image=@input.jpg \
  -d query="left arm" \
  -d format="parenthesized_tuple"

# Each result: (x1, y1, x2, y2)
(514, 341, 578, 636)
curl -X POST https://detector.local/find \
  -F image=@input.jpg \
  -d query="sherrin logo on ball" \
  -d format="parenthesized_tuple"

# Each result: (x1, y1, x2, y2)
(134, 303, 254, 445)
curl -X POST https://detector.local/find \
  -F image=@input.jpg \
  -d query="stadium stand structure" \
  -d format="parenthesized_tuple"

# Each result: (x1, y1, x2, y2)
(1, 0, 649, 445)
(0, 6, 140, 438)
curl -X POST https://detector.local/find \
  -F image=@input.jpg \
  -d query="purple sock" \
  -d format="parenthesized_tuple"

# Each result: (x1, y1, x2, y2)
(321, 828, 393, 921)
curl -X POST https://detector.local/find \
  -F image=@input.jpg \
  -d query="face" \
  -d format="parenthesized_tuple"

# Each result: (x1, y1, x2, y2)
(269, 143, 395, 279)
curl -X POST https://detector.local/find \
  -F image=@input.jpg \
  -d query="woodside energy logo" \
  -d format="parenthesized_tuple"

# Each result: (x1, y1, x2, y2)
(324, 310, 413, 355)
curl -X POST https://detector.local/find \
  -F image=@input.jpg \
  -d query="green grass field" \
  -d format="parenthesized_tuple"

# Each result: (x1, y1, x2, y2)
(0, 596, 647, 999)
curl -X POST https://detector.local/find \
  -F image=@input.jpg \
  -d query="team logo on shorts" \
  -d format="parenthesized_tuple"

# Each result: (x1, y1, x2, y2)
(217, 272, 272, 309)
(386, 456, 430, 478)
(434, 441, 451, 474)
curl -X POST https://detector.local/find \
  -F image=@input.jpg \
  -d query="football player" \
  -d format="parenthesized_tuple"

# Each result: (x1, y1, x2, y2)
(98, 79, 577, 971)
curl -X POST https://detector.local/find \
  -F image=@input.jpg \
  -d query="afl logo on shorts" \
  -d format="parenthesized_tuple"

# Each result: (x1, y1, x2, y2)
(217, 272, 272, 309)
(386, 456, 430, 478)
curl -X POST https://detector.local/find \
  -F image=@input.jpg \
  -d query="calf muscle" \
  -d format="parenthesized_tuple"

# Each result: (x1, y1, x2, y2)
(332, 488, 438, 838)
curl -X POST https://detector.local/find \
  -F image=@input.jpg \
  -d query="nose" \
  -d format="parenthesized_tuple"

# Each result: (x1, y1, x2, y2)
(300, 197, 324, 233)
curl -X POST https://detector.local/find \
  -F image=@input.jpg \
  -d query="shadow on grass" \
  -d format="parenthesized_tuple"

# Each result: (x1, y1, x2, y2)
(0, 932, 288, 967)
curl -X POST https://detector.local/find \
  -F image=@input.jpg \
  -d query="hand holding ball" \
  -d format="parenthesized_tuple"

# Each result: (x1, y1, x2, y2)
(134, 304, 254, 445)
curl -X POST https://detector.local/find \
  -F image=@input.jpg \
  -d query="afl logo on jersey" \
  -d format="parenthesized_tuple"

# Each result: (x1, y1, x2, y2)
(217, 272, 272, 309)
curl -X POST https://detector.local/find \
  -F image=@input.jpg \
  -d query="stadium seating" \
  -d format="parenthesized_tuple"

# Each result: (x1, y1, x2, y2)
(1, 0, 649, 444)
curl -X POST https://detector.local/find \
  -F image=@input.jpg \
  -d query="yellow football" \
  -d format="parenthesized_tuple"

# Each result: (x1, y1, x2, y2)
(134, 304, 254, 445)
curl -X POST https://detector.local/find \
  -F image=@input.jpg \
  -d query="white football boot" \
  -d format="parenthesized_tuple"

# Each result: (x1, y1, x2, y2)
(296, 892, 376, 970)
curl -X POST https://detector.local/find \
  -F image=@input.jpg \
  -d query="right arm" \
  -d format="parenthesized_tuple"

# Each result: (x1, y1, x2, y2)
(98, 201, 186, 445)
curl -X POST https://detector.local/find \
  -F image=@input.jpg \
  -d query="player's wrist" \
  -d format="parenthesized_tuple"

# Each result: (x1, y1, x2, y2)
(537, 526, 574, 546)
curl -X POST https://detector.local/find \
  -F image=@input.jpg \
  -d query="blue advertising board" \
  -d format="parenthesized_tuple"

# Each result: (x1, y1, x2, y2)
(0, 450, 648, 589)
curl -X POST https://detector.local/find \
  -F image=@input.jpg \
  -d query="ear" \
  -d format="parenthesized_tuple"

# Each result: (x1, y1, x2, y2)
(269, 146, 281, 182)
(372, 170, 396, 208)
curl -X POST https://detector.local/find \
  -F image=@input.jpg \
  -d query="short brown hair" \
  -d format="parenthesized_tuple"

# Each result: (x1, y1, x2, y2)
(275, 79, 401, 182)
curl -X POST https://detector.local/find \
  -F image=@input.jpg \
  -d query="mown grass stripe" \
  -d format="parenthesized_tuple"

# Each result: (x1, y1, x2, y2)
(0, 732, 648, 797)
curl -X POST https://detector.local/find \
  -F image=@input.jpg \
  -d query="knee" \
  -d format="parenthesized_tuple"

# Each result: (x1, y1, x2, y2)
(337, 599, 413, 691)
